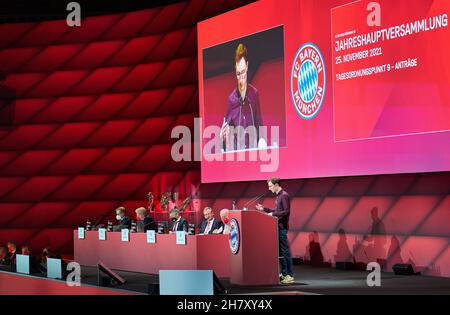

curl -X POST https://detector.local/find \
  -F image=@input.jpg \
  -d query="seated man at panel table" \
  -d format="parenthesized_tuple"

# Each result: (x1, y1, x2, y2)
(40, 247, 67, 276)
(169, 208, 188, 233)
(0, 247, 10, 265)
(113, 206, 132, 232)
(21, 246, 43, 274)
(135, 207, 156, 232)
(41, 247, 60, 265)
(213, 209, 231, 235)
(7, 241, 20, 266)
(199, 207, 223, 235)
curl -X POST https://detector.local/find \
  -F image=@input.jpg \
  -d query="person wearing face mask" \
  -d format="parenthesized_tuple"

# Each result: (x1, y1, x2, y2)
(113, 206, 132, 232)
(199, 207, 223, 235)
(213, 209, 231, 235)
(135, 207, 156, 232)
(169, 208, 188, 233)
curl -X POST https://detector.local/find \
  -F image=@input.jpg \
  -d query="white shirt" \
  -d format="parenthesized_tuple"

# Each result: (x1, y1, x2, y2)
(203, 219, 215, 234)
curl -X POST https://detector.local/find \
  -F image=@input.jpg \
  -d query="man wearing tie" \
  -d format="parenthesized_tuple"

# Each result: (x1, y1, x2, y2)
(199, 207, 223, 235)
(169, 208, 188, 233)
(256, 177, 294, 284)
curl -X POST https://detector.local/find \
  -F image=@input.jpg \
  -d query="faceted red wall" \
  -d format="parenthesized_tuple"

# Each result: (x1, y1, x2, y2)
(0, 0, 253, 256)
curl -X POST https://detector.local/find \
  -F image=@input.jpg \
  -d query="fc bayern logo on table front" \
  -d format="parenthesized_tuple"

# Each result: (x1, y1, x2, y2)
(290, 43, 326, 120)
(229, 218, 240, 255)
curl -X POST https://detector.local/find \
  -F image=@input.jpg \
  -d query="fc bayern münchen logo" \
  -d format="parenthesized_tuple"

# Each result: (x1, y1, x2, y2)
(290, 43, 326, 120)
(229, 218, 240, 255)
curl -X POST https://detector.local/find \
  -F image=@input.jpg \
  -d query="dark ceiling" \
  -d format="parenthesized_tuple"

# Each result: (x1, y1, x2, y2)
(0, 0, 185, 23)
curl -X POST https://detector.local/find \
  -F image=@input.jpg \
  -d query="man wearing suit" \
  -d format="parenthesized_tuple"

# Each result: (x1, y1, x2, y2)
(7, 241, 19, 265)
(0, 247, 9, 265)
(213, 209, 231, 235)
(199, 207, 223, 235)
(169, 208, 188, 233)
(113, 206, 132, 232)
(21, 246, 43, 274)
(135, 207, 156, 232)
(6, 241, 20, 271)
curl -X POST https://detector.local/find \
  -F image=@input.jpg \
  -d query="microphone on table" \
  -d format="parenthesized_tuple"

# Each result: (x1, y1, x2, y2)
(243, 192, 267, 209)
(91, 216, 103, 231)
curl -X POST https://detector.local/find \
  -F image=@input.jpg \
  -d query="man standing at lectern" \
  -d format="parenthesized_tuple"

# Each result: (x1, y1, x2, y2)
(256, 178, 294, 284)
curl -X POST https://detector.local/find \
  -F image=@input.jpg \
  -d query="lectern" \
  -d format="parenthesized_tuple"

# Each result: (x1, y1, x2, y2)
(229, 210, 279, 285)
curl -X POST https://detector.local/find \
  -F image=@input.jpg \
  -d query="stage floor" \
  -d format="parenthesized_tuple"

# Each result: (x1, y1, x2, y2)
(79, 264, 450, 295)
(2, 264, 449, 295)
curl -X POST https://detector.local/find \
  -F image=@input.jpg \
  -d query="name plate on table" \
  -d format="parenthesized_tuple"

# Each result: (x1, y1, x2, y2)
(176, 231, 186, 245)
(98, 228, 106, 241)
(121, 228, 130, 242)
(147, 230, 156, 243)
(78, 227, 85, 239)
(47, 258, 62, 279)
(16, 254, 30, 274)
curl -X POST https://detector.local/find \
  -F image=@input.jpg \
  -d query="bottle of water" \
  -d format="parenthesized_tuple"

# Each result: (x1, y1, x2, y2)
(188, 223, 195, 235)
(232, 200, 236, 210)
(158, 222, 164, 234)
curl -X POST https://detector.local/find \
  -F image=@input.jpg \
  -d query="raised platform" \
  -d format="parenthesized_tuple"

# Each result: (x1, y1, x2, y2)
(2, 264, 449, 295)
(0, 269, 136, 295)
(79, 264, 450, 295)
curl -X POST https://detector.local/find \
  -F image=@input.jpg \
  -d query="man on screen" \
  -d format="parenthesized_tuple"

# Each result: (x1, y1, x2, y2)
(256, 177, 294, 284)
(220, 43, 266, 151)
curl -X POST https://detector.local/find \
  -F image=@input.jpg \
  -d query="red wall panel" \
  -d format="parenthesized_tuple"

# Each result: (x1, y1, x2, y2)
(108, 36, 160, 66)
(1, 150, 64, 176)
(37, 122, 99, 149)
(20, 44, 82, 72)
(65, 41, 124, 70)
(0, 23, 34, 48)
(4, 176, 69, 202)
(32, 96, 95, 124)
(0, 47, 41, 72)
(45, 148, 106, 175)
